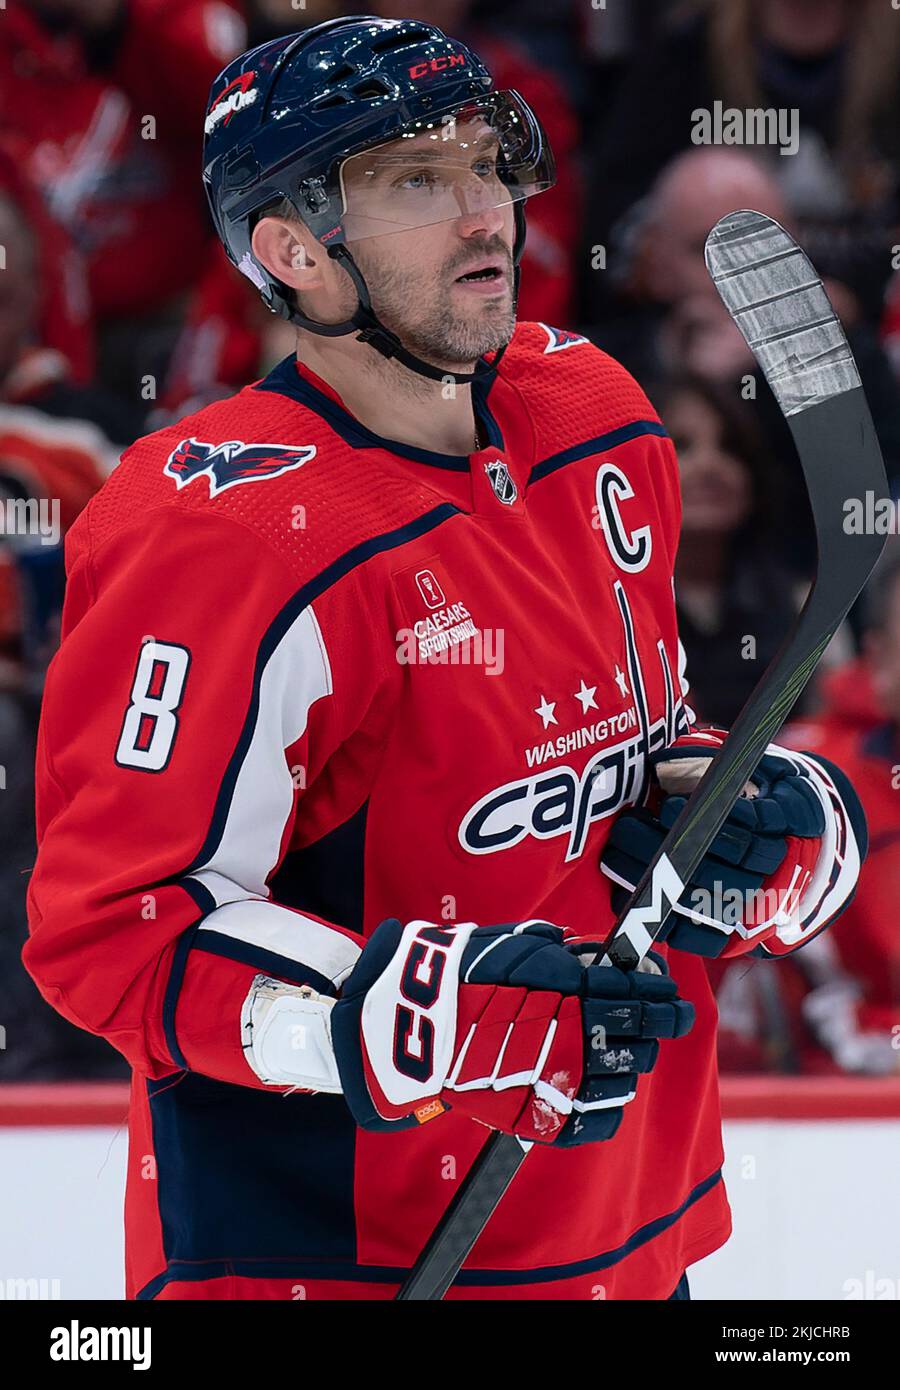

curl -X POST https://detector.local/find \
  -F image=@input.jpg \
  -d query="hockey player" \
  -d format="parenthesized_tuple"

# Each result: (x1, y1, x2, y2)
(24, 17, 866, 1300)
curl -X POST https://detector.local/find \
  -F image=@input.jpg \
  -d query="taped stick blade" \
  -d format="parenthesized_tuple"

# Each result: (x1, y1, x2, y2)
(705, 209, 860, 416)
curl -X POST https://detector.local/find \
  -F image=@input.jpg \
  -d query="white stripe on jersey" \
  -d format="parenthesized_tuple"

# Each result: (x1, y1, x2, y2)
(186, 603, 357, 986)
(190, 603, 331, 904)
(198, 898, 361, 986)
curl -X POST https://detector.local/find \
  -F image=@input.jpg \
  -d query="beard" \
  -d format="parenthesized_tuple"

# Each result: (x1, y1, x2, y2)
(347, 235, 515, 369)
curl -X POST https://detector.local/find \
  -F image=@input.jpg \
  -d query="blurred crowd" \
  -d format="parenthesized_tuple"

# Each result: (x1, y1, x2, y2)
(1, 0, 899, 1081)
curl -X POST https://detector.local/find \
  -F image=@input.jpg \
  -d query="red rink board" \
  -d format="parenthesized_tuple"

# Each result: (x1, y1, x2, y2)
(0, 1077, 899, 1125)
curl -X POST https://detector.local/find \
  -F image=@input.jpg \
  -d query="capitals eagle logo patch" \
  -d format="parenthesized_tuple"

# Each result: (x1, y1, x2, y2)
(539, 324, 590, 353)
(164, 438, 316, 497)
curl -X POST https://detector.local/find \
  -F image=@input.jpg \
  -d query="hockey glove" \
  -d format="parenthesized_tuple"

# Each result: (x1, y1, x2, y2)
(600, 730, 866, 959)
(331, 918, 694, 1146)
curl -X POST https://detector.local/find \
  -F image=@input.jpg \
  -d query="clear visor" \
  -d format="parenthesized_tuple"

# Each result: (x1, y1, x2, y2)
(337, 91, 554, 241)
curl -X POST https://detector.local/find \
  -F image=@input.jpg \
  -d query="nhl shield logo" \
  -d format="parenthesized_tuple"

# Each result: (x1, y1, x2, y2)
(485, 458, 517, 506)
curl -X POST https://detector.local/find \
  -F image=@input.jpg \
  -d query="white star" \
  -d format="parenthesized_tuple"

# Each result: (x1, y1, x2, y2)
(574, 679, 598, 714)
(534, 694, 558, 729)
(614, 665, 630, 698)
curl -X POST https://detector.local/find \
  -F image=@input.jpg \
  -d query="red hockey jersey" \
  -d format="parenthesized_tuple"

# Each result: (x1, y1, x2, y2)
(25, 323, 731, 1299)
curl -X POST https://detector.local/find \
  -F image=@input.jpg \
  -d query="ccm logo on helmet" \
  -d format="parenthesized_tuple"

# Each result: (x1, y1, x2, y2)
(409, 53, 466, 79)
(393, 925, 455, 1082)
(205, 73, 258, 135)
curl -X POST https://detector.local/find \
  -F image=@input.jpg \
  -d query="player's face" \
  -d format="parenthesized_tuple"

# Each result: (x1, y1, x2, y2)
(338, 119, 517, 368)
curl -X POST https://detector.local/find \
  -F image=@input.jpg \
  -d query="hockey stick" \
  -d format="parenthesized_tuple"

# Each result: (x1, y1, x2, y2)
(395, 211, 888, 1301)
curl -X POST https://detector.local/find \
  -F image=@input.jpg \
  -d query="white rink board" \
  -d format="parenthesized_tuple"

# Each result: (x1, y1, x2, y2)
(0, 1125, 127, 1300)
(690, 1119, 900, 1301)
(0, 1119, 897, 1301)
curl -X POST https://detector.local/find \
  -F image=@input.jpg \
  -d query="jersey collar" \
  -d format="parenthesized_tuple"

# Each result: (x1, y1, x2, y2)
(253, 354, 504, 471)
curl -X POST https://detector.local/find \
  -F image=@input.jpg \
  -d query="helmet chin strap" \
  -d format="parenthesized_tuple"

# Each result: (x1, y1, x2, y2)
(284, 204, 526, 386)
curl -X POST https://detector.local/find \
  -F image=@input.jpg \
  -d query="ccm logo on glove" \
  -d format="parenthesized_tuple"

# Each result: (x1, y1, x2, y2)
(331, 918, 694, 1146)
(393, 925, 456, 1083)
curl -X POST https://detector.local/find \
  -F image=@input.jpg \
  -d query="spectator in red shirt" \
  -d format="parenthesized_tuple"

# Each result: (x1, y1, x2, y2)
(786, 552, 900, 1072)
(713, 552, 900, 1076)
(1, 0, 246, 395)
(0, 142, 94, 385)
(0, 189, 133, 688)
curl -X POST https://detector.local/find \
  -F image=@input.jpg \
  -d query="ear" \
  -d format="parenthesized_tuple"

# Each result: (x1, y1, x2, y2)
(251, 215, 324, 294)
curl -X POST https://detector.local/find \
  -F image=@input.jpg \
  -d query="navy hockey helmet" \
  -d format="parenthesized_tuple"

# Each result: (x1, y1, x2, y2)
(202, 15, 556, 382)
